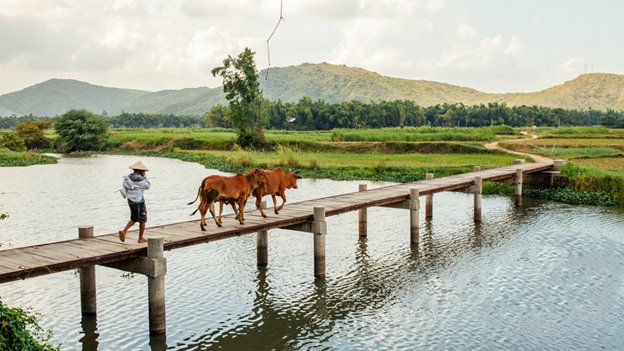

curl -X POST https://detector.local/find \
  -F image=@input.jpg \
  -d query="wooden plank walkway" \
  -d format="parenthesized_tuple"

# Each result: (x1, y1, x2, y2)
(0, 162, 552, 283)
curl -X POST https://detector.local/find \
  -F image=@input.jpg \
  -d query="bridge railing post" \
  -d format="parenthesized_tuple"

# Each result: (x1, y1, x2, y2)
(313, 207, 327, 279)
(515, 169, 523, 207)
(147, 237, 166, 335)
(474, 166, 481, 172)
(358, 184, 367, 238)
(79, 226, 96, 316)
(426, 173, 434, 219)
(409, 189, 420, 245)
(474, 176, 482, 222)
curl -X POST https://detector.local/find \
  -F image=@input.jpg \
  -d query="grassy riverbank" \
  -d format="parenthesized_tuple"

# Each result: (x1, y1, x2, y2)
(7, 125, 623, 207)
(0, 148, 57, 167)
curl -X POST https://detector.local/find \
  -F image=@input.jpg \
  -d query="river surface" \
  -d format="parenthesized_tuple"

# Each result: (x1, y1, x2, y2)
(1, 154, 624, 350)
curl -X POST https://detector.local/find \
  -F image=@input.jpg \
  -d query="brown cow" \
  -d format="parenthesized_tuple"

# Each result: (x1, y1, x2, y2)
(188, 169, 266, 230)
(252, 167, 303, 217)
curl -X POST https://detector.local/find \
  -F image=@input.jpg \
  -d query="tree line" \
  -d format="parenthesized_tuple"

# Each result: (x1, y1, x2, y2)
(2, 101, 624, 131)
(208, 99, 624, 130)
(0, 113, 204, 129)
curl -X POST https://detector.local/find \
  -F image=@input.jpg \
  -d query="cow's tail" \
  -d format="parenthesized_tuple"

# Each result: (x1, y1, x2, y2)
(188, 180, 204, 206)
(190, 183, 219, 216)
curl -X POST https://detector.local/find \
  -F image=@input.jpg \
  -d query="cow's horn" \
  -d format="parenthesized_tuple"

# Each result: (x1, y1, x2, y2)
(295, 169, 301, 174)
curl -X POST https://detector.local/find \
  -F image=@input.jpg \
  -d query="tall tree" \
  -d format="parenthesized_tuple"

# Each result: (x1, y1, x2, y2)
(212, 48, 268, 149)
(55, 109, 108, 152)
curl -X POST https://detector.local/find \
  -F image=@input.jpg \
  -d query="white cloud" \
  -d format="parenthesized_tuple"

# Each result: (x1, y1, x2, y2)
(558, 57, 585, 75)
(432, 34, 523, 70)
(528, 14, 543, 26)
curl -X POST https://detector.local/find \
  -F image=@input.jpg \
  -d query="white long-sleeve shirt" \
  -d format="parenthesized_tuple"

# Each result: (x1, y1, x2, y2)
(120, 174, 151, 203)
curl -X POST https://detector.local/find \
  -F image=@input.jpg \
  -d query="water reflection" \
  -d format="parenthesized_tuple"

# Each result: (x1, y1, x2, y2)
(2, 155, 624, 350)
(79, 315, 99, 351)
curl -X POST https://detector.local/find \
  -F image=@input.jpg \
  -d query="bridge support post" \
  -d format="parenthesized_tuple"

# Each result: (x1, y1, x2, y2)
(313, 207, 327, 280)
(147, 237, 166, 335)
(474, 176, 482, 222)
(409, 189, 420, 245)
(79, 226, 97, 316)
(426, 173, 434, 219)
(257, 230, 268, 268)
(358, 184, 367, 238)
(514, 169, 523, 207)
(474, 166, 481, 172)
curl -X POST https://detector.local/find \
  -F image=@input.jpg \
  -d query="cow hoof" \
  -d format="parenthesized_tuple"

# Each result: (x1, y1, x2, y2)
(201, 227, 206, 231)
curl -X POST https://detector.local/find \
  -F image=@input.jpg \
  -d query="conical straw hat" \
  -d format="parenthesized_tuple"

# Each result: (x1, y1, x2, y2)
(129, 161, 149, 171)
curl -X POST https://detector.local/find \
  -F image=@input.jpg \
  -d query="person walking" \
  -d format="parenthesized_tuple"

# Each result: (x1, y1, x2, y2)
(119, 161, 151, 243)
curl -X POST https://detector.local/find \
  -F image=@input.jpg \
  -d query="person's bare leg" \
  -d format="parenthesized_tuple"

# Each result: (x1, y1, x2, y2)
(138, 223, 148, 243)
(119, 220, 135, 242)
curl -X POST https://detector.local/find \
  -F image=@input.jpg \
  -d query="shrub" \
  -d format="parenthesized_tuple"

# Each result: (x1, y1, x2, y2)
(0, 298, 60, 350)
(0, 133, 26, 152)
(16, 121, 52, 149)
(55, 109, 108, 152)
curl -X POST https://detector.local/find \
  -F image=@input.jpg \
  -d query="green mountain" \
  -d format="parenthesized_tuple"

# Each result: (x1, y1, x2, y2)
(1, 63, 623, 117)
(0, 79, 150, 117)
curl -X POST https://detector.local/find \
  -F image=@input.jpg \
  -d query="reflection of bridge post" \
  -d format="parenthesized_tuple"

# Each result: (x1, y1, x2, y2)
(358, 184, 367, 238)
(79, 226, 97, 316)
(79, 314, 99, 351)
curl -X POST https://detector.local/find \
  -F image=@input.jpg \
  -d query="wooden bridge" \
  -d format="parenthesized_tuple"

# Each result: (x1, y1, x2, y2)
(0, 159, 564, 335)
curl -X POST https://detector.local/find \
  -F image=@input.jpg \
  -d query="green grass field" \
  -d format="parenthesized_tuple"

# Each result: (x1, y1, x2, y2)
(0, 148, 58, 167)
(184, 148, 530, 169)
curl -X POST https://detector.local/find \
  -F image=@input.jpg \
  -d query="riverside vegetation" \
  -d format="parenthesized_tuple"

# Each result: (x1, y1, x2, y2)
(1, 116, 623, 207)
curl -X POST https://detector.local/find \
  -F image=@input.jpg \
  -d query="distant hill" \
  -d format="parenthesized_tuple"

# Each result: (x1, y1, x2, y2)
(0, 79, 149, 117)
(1, 63, 623, 117)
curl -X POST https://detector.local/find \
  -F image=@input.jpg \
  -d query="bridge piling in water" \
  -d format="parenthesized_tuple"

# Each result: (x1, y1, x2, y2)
(515, 169, 523, 207)
(79, 226, 97, 316)
(425, 173, 434, 218)
(313, 207, 327, 279)
(147, 237, 166, 335)
(358, 184, 368, 238)
(257, 230, 268, 268)
(410, 189, 420, 245)
(474, 176, 482, 222)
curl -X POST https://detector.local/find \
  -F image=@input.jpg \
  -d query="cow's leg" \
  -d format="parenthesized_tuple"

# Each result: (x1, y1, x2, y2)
(229, 201, 240, 220)
(237, 198, 246, 224)
(209, 202, 222, 227)
(199, 203, 207, 231)
(256, 196, 268, 218)
(218, 201, 224, 223)
(277, 191, 287, 212)
(271, 195, 279, 214)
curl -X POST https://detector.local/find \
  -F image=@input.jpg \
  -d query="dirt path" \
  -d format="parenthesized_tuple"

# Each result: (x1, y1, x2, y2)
(485, 132, 554, 164)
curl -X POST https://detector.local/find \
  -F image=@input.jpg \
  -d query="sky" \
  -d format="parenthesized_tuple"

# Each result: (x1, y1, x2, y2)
(1, 0, 623, 96)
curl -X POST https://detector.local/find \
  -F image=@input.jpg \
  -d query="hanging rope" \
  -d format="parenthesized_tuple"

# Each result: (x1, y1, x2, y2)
(266, 0, 284, 80)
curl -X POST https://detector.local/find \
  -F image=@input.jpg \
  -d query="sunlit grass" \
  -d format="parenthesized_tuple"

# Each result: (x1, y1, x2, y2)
(576, 157, 624, 170)
(0, 148, 57, 167)
(185, 149, 526, 169)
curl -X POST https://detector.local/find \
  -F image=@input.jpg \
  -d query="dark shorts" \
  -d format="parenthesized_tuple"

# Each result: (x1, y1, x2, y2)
(129, 202, 148, 223)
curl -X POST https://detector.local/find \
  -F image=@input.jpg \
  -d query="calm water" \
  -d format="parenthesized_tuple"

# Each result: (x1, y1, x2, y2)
(1, 155, 624, 350)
